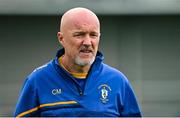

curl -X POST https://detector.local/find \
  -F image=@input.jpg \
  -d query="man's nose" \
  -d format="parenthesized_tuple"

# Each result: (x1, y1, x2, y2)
(82, 35, 92, 46)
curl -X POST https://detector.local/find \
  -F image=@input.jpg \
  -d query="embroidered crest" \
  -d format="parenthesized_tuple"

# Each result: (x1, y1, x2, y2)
(98, 84, 111, 103)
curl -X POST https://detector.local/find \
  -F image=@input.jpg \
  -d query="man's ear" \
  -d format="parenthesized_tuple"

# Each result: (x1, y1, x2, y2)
(57, 32, 64, 46)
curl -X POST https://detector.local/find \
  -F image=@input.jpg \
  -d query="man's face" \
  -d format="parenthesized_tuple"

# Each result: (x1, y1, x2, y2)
(59, 14, 100, 66)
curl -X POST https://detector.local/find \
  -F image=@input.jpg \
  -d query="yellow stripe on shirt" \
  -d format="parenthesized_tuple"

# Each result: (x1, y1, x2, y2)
(16, 101, 78, 117)
(17, 107, 39, 118)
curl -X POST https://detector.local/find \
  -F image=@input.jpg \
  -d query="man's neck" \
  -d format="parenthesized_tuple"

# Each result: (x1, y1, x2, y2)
(61, 56, 91, 73)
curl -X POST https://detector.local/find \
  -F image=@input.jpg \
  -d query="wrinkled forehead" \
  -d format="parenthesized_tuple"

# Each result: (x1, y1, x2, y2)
(60, 8, 100, 32)
(71, 15, 99, 29)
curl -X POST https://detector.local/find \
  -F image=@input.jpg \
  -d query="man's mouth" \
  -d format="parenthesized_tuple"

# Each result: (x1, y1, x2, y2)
(80, 49, 92, 53)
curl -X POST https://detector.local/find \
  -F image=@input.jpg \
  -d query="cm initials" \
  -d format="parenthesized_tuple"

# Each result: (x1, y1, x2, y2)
(52, 89, 62, 95)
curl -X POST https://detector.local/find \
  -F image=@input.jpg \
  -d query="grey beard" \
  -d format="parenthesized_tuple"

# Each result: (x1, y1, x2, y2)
(75, 56, 95, 66)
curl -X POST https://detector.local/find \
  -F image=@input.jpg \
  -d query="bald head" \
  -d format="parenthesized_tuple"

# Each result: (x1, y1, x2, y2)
(57, 7, 101, 70)
(60, 7, 100, 33)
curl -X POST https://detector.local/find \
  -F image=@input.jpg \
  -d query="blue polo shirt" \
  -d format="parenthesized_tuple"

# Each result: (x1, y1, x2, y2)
(14, 49, 142, 117)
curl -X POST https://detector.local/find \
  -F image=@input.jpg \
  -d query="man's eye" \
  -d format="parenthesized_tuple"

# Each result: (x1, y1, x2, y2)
(90, 33, 98, 38)
(73, 32, 85, 37)
(92, 34, 98, 36)
(74, 34, 81, 36)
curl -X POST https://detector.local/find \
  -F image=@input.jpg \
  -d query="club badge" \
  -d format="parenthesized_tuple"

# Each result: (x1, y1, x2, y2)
(98, 84, 111, 103)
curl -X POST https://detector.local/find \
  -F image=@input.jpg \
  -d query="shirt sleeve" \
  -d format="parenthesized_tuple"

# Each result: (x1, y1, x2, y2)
(14, 77, 40, 117)
(121, 79, 142, 117)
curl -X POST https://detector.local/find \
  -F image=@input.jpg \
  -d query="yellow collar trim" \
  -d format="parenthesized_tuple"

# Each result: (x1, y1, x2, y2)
(58, 56, 87, 79)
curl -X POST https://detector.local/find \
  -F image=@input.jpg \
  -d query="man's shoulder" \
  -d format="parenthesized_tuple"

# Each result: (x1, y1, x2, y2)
(101, 63, 129, 82)
(21, 60, 57, 88)
(102, 63, 124, 75)
(28, 60, 54, 79)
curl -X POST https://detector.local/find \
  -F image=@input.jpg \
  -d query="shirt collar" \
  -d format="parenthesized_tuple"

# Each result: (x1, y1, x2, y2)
(54, 48, 104, 66)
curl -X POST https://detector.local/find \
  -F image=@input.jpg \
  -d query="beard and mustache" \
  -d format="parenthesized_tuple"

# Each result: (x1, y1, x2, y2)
(74, 45, 96, 66)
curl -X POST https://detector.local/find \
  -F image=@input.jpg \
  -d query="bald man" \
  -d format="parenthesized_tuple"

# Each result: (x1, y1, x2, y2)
(14, 7, 141, 117)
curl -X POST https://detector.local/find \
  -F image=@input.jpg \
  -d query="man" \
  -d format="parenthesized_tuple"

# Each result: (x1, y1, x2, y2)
(14, 7, 142, 117)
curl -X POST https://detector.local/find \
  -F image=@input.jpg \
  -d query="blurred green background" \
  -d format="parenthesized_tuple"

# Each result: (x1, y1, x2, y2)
(0, 0, 180, 116)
